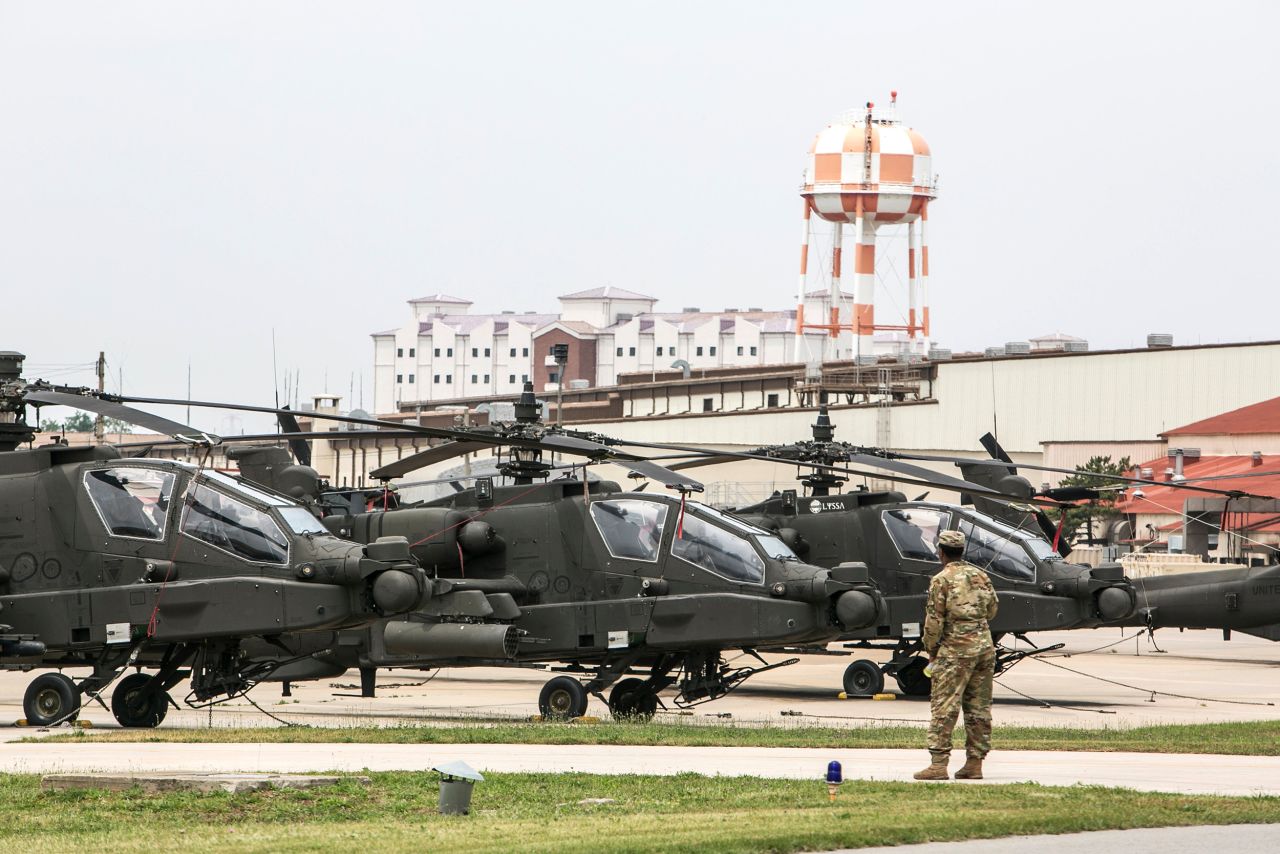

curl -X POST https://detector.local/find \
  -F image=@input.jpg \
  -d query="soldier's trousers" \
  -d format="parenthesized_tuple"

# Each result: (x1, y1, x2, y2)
(926, 650, 995, 759)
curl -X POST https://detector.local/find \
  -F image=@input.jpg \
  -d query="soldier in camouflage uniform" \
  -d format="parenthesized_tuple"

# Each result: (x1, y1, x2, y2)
(912, 529, 998, 781)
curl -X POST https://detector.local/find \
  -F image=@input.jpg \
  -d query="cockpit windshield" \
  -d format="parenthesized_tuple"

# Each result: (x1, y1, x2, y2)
(182, 483, 289, 564)
(883, 508, 951, 562)
(969, 512, 1062, 561)
(958, 519, 1037, 581)
(672, 508, 766, 584)
(590, 498, 668, 562)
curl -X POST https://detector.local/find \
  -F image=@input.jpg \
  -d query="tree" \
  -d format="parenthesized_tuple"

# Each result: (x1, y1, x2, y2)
(1057, 455, 1132, 545)
(36, 411, 134, 435)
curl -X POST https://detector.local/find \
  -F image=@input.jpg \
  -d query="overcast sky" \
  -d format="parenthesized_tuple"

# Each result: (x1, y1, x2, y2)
(2, 2, 1276, 433)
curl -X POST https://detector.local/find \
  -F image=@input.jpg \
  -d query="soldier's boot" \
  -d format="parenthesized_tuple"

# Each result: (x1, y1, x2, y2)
(953, 757, 983, 779)
(912, 752, 949, 781)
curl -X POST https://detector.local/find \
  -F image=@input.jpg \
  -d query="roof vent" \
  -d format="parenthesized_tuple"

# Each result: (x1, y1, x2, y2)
(1005, 341, 1031, 355)
(724, 307, 739, 312)
(984, 346, 1006, 358)
(682, 306, 701, 313)
(1147, 333, 1174, 348)
(501, 310, 515, 314)
(927, 347, 952, 361)
(1140, 467, 1154, 479)
(747, 306, 763, 312)
(1253, 451, 1264, 466)
(1062, 340, 1089, 352)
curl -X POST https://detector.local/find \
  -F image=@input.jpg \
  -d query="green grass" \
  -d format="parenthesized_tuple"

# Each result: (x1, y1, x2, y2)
(34, 718, 1280, 755)
(4, 771, 1280, 853)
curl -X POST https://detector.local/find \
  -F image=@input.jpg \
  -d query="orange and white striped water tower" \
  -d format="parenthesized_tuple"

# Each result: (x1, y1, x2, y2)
(796, 92, 938, 362)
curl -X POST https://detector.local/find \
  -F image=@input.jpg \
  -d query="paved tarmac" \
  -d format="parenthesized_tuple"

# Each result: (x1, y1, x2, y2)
(3, 741, 1280, 797)
(830, 824, 1280, 854)
(4, 627, 1275, 730)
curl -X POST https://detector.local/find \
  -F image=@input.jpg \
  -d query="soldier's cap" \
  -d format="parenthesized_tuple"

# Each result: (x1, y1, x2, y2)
(938, 530, 966, 549)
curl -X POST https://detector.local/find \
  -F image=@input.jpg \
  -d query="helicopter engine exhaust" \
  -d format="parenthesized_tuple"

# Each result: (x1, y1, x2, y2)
(383, 621, 519, 660)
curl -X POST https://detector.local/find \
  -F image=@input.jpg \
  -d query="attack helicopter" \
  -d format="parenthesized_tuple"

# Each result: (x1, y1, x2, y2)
(209, 384, 1033, 719)
(915, 437, 1280, 645)
(655, 409, 1141, 697)
(0, 352, 531, 727)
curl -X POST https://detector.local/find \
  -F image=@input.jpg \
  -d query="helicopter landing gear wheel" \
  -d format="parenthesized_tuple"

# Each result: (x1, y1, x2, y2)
(111, 673, 170, 728)
(23, 673, 81, 727)
(608, 678, 658, 722)
(539, 676, 588, 720)
(842, 659, 885, 697)
(895, 657, 932, 697)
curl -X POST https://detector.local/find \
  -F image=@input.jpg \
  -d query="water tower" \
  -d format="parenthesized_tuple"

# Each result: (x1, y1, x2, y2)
(795, 92, 938, 361)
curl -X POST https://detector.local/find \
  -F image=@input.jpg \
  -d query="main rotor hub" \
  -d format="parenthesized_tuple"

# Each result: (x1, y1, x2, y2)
(0, 352, 34, 452)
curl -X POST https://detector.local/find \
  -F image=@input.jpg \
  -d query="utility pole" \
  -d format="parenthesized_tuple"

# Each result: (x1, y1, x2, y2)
(94, 351, 105, 443)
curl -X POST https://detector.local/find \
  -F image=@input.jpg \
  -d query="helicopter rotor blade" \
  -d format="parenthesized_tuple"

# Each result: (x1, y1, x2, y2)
(842, 450, 1002, 496)
(277, 407, 312, 467)
(668, 454, 755, 472)
(25, 390, 216, 443)
(369, 440, 494, 480)
(112, 429, 433, 449)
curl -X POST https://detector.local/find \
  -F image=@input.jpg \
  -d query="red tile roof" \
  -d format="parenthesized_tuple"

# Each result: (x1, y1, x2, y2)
(1162, 396, 1280, 437)
(1114, 453, 1280, 515)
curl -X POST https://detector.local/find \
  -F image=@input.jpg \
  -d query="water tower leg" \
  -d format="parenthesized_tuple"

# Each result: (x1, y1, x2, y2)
(908, 220, 919, 353)
(853, 213, 876, 360)
(920, 202, 931, 340)
(794, 201, 812, 363)
(829, 221, 843, 362)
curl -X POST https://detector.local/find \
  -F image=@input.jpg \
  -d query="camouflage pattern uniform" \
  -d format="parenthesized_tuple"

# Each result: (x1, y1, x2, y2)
(922, 538, 999, 760)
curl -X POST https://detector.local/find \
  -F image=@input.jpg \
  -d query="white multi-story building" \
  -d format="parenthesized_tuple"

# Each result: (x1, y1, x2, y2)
(372, 287, 869, 412)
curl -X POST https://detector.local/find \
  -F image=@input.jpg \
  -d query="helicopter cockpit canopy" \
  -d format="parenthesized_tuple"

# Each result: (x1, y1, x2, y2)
(588, 495, 798, 584)
(882, 504, 1063, 583)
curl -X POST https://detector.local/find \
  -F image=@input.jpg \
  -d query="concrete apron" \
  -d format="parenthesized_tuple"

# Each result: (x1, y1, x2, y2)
(2, 742, 1279, 798)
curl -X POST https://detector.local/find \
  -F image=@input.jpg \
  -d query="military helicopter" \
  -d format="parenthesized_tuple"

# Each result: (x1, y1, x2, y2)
(640, 409, 1141, 697)
(190, 384, 1039, 719)
(910, 438, 1280, 645)
(0, 352, 530, 728)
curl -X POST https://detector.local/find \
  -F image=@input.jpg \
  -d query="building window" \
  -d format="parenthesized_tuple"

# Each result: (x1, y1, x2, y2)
(434, 348, 441, 357)
(484, 348, 491, 357)
(472, 348, 478, 358)
(696, 346, 703, 356)
(409, 348, 415, 357)
(709, 346, 716, 356)
(510, 348, 516, 357)
(433, 375, 440, 384)
(408, 374, 415, 383)
(767, 393, 779, 407)
(483, 374, 490, 383)
(471, 374, 478, 383)
(549, 371, 560, 383)
(656, 346, 663, 356)
(396, 374, 403, 384)
(446, 348, 453, 357)
(617, 347, 623, 357)
(750, 346, 758, 356)
(702, 398, 714, 412)
(508, 374, 516, 384)
(446, 374, 453, 383)
(629, 347, 636, 356)
(521, 374, 529, 383)
(522, 347, 529, 356)
(737, 346, 744, 356)
(397, 348, 404, 357)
